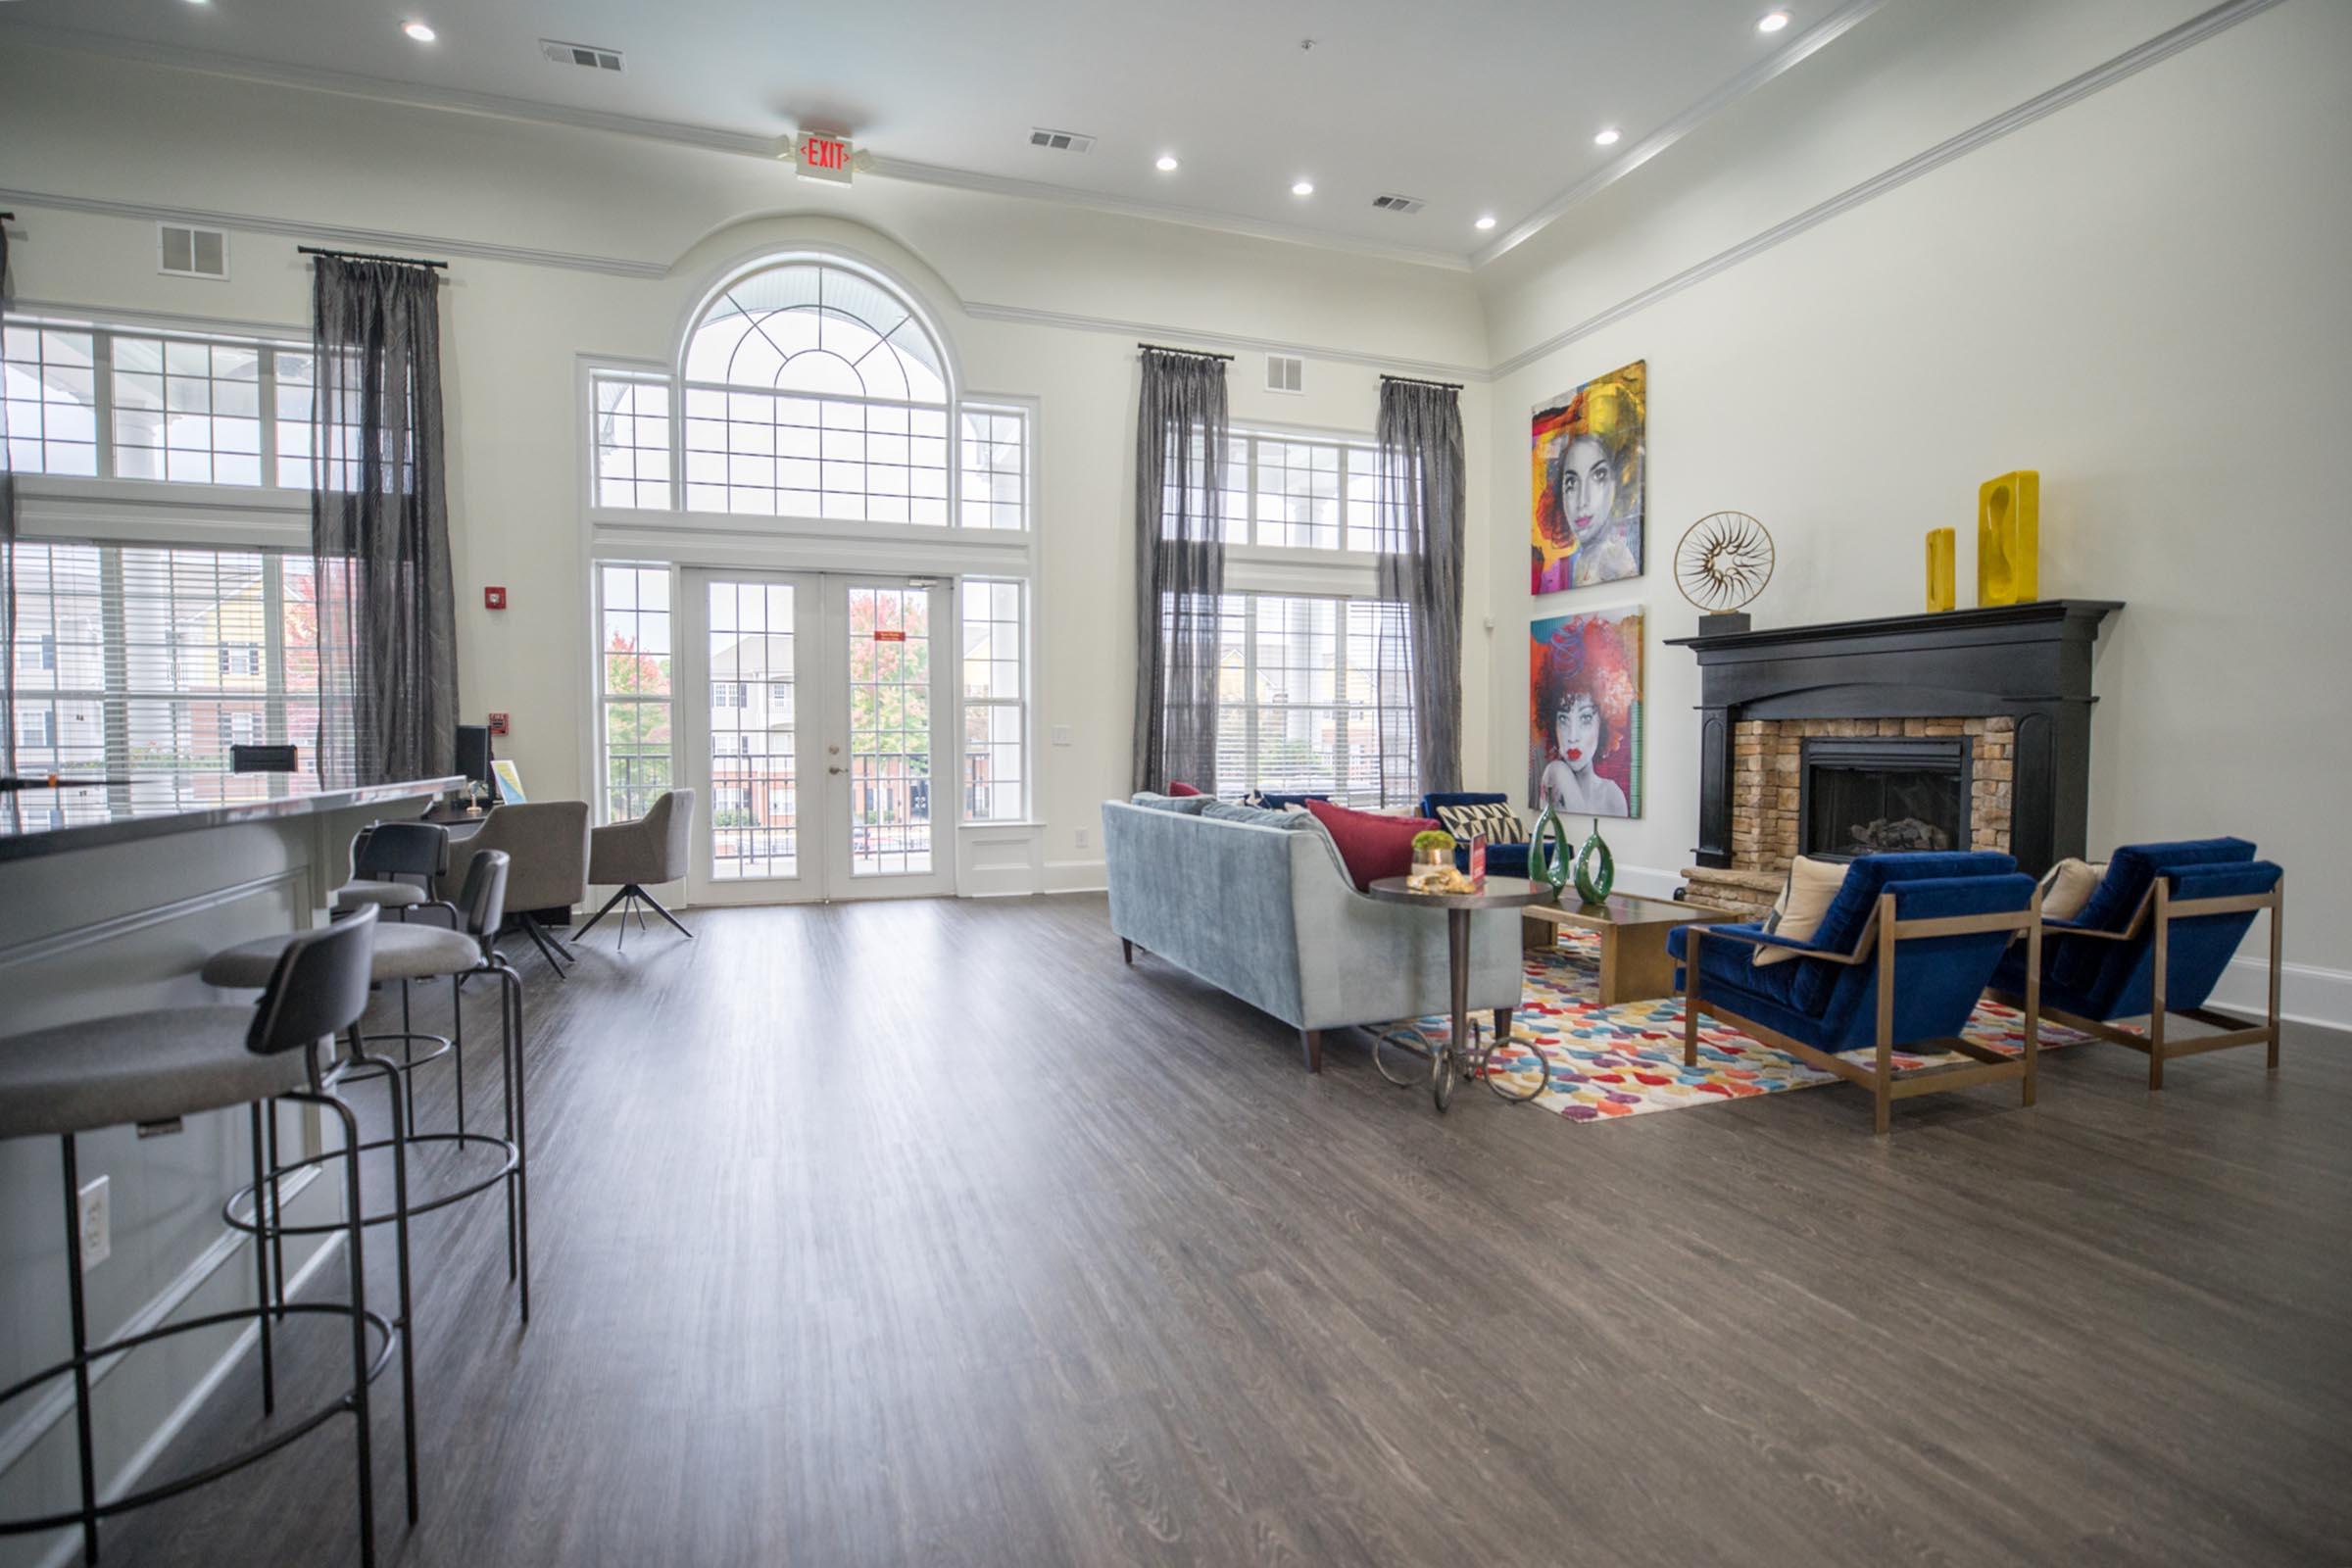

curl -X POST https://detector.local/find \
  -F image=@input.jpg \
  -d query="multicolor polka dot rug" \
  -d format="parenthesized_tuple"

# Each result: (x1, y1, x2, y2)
(1392, 930, 2081, 1124)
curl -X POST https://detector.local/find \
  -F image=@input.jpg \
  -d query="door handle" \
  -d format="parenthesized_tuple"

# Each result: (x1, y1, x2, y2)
(828, 764, 846, 774)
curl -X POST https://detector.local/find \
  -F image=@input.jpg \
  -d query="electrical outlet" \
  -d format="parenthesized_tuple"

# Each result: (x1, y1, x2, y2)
(1075, 826, 1090, 849)
(77, 1175, 110, 1272)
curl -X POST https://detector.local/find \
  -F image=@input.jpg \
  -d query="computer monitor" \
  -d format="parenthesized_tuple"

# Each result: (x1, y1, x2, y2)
(455, 724, 494, 792)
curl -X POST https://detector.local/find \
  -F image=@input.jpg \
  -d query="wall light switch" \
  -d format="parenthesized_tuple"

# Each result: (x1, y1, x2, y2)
(1052, 724, 1073, 747)
(77, 1175, 110, 1272)
(1075, 826, 1090, 849)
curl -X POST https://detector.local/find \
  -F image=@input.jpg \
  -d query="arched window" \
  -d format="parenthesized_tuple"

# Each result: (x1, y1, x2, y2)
(679, 260, 952, 523)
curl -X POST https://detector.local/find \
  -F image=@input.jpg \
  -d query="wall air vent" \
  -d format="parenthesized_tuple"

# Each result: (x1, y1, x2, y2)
(1265, 354, 1304, 395)
(157, 223, 227, 279)
(1370, 193, 1426, 215)
(540, 38, 623, 72)
(1027, 127, 1096, 154)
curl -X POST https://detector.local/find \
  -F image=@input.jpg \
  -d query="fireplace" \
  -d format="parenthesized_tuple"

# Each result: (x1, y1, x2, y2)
(1665, 601, 2124, 915)
(1800, 736, 1970, 858)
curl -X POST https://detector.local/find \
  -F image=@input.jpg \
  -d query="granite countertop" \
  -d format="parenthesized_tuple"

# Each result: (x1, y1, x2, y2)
(0, 775, 465, 862)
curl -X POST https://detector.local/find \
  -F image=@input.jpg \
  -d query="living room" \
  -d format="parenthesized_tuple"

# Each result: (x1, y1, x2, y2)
(0, 0, 2346, 1563)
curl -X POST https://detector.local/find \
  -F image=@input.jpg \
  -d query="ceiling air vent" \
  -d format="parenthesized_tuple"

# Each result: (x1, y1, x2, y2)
(1265, 354, 1304, 395)
(540, 38, 623, 72)
(1370, 193, 1426, 215)
(1027, 127, 1096, 154)
(157, 223, 227, 280)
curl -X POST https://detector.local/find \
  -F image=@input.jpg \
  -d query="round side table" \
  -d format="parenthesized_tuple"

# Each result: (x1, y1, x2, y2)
(1366, 875, 1554, 1111)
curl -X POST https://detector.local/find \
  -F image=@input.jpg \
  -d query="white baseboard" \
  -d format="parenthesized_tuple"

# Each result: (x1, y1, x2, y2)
(1042, 858, 1107, 895)
(2211, 955, 2352, 1035)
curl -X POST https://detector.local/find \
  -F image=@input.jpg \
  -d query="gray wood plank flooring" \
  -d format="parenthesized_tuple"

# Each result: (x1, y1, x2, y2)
(77, 896, 2352, 1566)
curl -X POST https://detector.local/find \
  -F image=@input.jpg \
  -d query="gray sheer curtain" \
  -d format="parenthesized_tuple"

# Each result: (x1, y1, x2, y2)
(1, 219, 17, 793)
(1375, 376, 1466, 795)
(312, 257, 458, 786)
(1131, 348, 1229, 793)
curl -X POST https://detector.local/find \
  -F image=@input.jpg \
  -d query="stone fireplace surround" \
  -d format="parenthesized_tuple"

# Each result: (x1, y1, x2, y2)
(1666, 602, 2122, 918)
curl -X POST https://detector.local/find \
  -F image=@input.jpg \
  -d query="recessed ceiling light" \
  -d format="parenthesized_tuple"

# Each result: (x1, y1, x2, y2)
(1155, 154, 1180, 172)
(1758, 10, 1791, 32)
(401, 20, 437, 42)
(1593, 126, 1622, 147)
(1291, 179, 1315, 197)
(1474, 215, 1497, 231)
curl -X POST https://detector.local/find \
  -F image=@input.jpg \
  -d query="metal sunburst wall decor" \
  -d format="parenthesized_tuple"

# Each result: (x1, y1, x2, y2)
(1674, 511, 1775, 631)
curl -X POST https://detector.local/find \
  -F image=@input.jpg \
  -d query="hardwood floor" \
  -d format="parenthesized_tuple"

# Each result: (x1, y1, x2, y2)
(87, 896, 2352, 1567)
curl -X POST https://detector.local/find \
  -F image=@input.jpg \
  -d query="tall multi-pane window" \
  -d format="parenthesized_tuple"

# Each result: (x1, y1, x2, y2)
(4, 542, 345, 826)
(960, 579, 1026, 821)
(1205, 594, 1415, 808)
(591, 373, 673, 509)
(957, 404, 1029, 531)
(596, 564, 673, 824)
(4, 318, 317, 486)
(1221, 430, 1386, 551)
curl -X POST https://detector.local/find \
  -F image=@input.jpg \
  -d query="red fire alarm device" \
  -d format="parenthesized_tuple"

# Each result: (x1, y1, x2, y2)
(487, 712, 510, 736)
(484, 586, 508, 611)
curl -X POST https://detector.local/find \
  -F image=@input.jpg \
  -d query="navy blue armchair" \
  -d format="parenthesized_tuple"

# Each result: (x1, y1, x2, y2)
(1418, 791, 1532, 879)
(1667, 852, 2040, 1135)
(1987, 837, 2283, 1089)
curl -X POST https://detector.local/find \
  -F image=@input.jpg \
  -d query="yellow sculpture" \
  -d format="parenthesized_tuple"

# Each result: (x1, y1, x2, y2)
(1925, 527, 1956, 612)
(1977, 470, 2039, 606)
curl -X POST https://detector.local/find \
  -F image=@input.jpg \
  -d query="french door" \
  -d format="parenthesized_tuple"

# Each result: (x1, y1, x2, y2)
(679, 569, 953, 904)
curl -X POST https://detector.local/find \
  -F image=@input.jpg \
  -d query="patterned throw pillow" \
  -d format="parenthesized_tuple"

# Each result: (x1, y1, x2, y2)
(1435, 802, 1527, 846)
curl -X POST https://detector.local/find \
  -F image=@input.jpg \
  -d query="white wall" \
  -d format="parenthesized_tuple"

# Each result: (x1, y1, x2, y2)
(0, 42, 1495, 894)
(1478, 0, 2351, 1023)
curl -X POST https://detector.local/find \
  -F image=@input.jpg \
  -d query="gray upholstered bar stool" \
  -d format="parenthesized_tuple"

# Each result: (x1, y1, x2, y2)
(330, 820, 460, 1134)
(0, 906, 397, 1568)
(202, 851, 530, 1526)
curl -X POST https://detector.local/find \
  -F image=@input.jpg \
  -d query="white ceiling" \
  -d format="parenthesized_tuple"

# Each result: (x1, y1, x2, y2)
(0, 0, 1885, 267)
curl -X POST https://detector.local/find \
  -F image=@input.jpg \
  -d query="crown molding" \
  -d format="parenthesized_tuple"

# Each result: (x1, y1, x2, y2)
(958, 300, 1492, 384)
(0, 187, 673, 279)
(1475, 0, 1888, 269)
(1489, 0, 2285, 378)
(0, 21, 1470, 274)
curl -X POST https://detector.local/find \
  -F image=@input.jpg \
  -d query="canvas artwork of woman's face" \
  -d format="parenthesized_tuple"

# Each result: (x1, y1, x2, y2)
(1531, 361, 1646, 596)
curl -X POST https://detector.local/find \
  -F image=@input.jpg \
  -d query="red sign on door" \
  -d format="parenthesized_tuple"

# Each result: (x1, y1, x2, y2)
(872, 629, 906, 642)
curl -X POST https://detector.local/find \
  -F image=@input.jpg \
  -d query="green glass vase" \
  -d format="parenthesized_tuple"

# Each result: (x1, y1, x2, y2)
(1573, 817, 1616, 905)
(1530, 803, 1572, 897)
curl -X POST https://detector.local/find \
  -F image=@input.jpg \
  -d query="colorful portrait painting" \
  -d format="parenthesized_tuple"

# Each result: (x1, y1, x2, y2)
(1529, 608, 1643, 818)
(1531, 360, 1646, 595)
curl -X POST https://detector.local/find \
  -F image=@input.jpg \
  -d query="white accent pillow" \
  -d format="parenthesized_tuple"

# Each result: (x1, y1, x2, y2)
(1753, 856, 1847, 967)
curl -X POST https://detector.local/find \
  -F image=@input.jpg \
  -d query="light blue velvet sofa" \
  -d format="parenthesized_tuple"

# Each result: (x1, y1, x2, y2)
(1102, 797, 1523, 1072)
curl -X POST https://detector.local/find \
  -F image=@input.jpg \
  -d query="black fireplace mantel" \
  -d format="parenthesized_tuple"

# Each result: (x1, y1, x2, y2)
(1666, 600, 2123, 876)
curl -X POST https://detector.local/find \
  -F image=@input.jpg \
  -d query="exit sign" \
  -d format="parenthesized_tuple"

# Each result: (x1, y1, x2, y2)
(797, 132, 854, 184)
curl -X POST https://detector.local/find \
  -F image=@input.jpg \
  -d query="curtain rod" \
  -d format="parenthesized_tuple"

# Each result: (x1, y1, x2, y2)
(1137, 342, 1234, 362)
(1381, 372, 1463, 391)
(299, 245, 449, 271)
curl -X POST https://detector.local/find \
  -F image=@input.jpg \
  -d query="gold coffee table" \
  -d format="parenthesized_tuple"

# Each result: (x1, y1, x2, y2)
(1521, 892, 1742, 1005)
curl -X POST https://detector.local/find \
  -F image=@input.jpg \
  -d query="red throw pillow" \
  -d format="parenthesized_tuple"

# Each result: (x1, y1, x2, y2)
(1302, 799, 1439, 891)
(1166, 781, 1203, 798)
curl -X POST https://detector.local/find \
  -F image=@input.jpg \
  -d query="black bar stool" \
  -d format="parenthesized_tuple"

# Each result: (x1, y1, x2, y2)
(202, 850, 530, 1526)
(0, 906, 399, 1567)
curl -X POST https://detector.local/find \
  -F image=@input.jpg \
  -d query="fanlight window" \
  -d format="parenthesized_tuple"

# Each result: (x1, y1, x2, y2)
(685, 264, 946, 405)
(678, 262, 955, 522)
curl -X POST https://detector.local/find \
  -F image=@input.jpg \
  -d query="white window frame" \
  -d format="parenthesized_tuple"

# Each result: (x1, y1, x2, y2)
(958, 577, 1029, 824)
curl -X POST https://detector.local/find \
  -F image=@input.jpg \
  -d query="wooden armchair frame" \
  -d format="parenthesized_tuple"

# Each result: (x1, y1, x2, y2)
(1987, 873, 2284, 1090)
(1682, 889, 2042, 1136)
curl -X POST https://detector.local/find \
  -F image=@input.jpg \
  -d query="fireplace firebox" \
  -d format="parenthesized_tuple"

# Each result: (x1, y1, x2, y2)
(1800, 736, 1970, 858)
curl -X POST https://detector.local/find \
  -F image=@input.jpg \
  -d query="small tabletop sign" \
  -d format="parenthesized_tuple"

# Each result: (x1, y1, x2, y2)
(1467, 831, 1488, 891)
